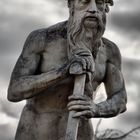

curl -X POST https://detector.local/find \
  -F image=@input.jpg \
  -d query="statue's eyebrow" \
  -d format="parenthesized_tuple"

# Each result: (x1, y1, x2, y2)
(105, 0, 114, 6)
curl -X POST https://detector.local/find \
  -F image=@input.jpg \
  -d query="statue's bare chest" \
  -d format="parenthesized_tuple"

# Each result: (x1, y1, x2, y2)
(40, 39, 107, 84)
(40, 38, 68, 73)
(33, 39, 107, 110)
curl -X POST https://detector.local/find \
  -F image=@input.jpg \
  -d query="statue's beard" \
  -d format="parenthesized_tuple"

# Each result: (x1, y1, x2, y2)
(67, 12, 106, 59)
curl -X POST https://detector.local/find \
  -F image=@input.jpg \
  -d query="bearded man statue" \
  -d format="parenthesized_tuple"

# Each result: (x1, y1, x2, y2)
(8, 0, 127, 140)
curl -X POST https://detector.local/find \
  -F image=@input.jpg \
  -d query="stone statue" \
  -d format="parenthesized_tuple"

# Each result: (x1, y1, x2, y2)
(8, 0, 127, 140)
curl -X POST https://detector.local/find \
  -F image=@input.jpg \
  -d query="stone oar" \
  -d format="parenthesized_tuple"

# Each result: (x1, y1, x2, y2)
(65, 63, 86, 140)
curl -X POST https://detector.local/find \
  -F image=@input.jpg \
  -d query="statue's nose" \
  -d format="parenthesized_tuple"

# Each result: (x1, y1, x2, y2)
(88, 0, 97, 14)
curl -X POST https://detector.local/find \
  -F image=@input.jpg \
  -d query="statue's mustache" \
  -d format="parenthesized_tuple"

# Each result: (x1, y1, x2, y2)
(82, 13, 100, 24)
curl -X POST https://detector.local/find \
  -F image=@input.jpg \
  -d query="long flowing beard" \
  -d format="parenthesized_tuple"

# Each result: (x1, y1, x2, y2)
(67, 13, 106, 59)
(67, 13, 106, 98)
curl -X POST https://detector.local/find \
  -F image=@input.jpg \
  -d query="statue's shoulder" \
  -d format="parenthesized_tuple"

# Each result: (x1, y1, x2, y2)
(28, 21, 67, 43)
(23, 21, 67, 53)
(46, 21, 67, 41)
(102, 37, 122, 69)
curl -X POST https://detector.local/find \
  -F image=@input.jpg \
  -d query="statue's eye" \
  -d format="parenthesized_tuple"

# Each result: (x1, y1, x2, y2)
(80, 0, 90, 4)
(96, 0, 104, 4)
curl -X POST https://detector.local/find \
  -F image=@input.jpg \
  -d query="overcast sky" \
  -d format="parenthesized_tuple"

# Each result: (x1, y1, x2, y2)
(0, 0, 140, 139)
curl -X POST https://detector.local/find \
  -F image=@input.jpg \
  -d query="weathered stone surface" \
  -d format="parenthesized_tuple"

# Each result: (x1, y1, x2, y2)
(8, 0, 127, 140)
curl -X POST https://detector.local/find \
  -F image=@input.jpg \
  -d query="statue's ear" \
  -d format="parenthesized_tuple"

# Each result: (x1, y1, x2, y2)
(105, 0, 114, 13)
(105, 4, 110, 13)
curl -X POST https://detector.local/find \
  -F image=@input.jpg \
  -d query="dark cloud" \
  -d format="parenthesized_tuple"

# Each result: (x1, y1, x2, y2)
(0, 11, 46, 56)
(0, 0, 67, 56)
(107, 0, 140, 38)
(110, 12, 140, 35)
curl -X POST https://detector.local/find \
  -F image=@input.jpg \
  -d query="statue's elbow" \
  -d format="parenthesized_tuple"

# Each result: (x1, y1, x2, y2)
(111, 100, 127, 117)
(111, 105, 127, 118)
(7, 87, 23, 102)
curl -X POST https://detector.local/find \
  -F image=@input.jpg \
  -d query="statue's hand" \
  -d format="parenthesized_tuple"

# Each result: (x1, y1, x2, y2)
(69, 48, 95, 76)
(67, 95, 98, 119)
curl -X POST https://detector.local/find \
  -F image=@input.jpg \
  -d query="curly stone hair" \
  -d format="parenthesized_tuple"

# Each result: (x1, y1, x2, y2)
(67, 0, 114, 7)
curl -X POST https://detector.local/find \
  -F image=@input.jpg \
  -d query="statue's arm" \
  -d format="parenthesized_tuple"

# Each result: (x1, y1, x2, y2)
(95, 45, 127, 118)
(8, 31, 66, 102)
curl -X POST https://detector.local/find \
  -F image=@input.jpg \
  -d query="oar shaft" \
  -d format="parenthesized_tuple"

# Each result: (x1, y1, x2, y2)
(65, 74, 86, 140)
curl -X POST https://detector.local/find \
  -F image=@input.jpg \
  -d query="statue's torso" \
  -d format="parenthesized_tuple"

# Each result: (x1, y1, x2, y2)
(27, 36, 107, 113)
(16, 23, 108, 140)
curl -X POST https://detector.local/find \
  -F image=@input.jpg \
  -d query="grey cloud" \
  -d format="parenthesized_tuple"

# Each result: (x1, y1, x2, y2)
(122, 58, 140, 102)
(122, 112, 140, 126)
(0, 124, 15, 140)
(0, 56, 16, 84)
(114, 0, 140, 10)
(0, 12, 46, 82)
(117, 58, 140, 125)
(107, 0, 140, 37)
(0, 12, 46, 56)
(0, 99, 24, 119)
(0, 0, 67, 58)
(122, 58, 140, 84)
(110, 12, 140, 35)
(0, 0, 48, 84)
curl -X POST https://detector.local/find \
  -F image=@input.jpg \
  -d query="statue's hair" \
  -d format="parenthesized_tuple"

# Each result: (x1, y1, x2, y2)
(67, 0, 114, 7)
(106, 0, 114, 6)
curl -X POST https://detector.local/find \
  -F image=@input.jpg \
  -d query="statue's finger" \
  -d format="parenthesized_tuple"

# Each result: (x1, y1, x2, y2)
(68, 105, 90, 111)
(72, 111, 92, 118)
(67, 100, 90, 108)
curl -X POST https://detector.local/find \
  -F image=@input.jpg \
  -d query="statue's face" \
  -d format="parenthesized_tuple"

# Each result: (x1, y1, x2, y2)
(73, 0, 107, 29)
(67, 0, 108, 56)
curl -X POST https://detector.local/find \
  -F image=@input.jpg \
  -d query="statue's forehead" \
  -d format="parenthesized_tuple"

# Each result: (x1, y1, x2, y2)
(67, 0, 114, 6)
